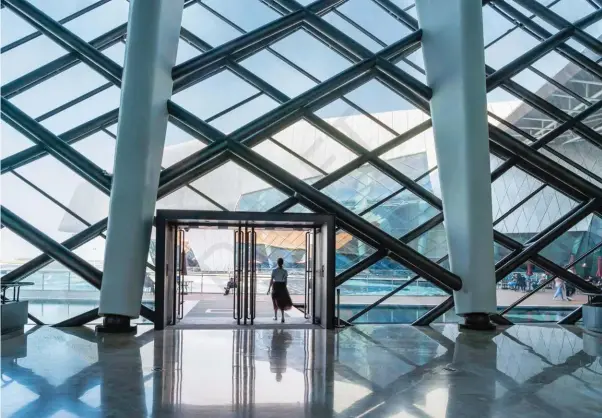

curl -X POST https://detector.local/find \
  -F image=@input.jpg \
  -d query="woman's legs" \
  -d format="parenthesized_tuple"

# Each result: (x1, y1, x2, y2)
(281, 309, 285, 323)
(553, 286, 564, 300)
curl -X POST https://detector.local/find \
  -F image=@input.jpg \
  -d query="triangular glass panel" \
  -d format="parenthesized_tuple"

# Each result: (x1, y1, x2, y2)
(394, 48, 427, 84)
(511, 68, 588, 116)
(335, 230, 376, 274)
(40, 85, 121, 135)
(272, 119, 358, 173)
(484, 22, 540, 70)
(202, 0, 283, 32)
(2, 172, 88, 240)
(102, 41, 126, 67)
(16, 153, 110, 226)
(62, 0, 129, 41)
(540, 131, 602, 187)
(362, 189, 440, 240)
(156, 185, 222, 212)
(9, 61, 109, 119)
(252, 139, 324, 182)
(316, 79, 429, 151)
(71, 130, 116, 174)
(286, 204, 313, 214)
(72, 236, 107, 272)
(163, 123, 207, 168)
(407, 221, 447, 260)
(269, 29, 352, 81)
(378, 126, 435, 179)
(181, 3, 242, 48)
(531, 50, 600, 104)
(494, 186, 580, 243)
(190, 160, 288, 211)
(334, 0, 414, 45)
(209, 94, 280, 134)
(1, 121, 36, 159)
(0, 228, 43, 267)
(175, 38, 203, 65)
(540, 214, 602, 271)
(172, 69, 259, 121)
(491, 166, 544, 221)
(239, 49, 317, 99)
(322, 163, 403, 213)
(487, 88, 559, 140)
(415, 168, 441, 199)
(1, 30, 69, 85)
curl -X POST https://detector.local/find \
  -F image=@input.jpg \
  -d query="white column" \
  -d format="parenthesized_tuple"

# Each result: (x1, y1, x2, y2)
(416, 0, 497, 319)
(99, 0, 184, 320)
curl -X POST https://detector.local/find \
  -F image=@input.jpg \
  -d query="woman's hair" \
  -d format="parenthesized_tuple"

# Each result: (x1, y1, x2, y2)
(277, 258, 284, 267)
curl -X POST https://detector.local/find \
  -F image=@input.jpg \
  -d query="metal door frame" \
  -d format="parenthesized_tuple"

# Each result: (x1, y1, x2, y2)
(155, 210, 335, 330)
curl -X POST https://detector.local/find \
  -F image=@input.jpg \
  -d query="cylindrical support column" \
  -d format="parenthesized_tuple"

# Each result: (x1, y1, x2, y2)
(98, 0, 185, 331)
(416, 0, 497, 329)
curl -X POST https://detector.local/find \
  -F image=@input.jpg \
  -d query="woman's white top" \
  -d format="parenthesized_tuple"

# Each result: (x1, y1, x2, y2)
(271, 268, 288, 283)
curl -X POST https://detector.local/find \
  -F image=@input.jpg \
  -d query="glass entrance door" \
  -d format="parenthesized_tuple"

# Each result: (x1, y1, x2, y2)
(233, 226, 257, 325)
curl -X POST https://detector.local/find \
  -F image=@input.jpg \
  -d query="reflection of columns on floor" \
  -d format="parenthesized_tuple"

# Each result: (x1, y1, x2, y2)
(416, 0, 497, 328)
(445, 331, 498, 418)
(99, 0, 185, 330)
(98, 335, 146, 416)
(309, 329, 335, 415)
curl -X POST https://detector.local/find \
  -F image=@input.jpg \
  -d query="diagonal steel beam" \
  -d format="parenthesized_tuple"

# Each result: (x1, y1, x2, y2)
(1, 218, 108, 284)
(172, 9, 306, 82)
(491, 98, 602, 183)
(0, 207, 155, 323)
(489, 125, 602, 199)
(1, 0, 112, 53)
(486, 27, 576, 91)
(3, 0, 123, 87)
(1, 24, 126, 98)
(0, 108, 119, 175)
(1, 98, 112, 195)
(227, 138, 462, 290)
(492, 0, 602, 80)
(513, 0, 602, 57)
(1, 206, 103, 287)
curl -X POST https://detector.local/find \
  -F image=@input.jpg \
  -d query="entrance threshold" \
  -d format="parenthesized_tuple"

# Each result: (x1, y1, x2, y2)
(154, 210, 336, 330)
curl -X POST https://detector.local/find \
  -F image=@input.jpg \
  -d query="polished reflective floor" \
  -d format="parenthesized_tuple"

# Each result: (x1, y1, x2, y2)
(1, 324, 601, 417)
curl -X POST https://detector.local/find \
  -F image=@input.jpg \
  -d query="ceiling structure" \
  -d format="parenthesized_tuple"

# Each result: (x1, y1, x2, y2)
(1, 0, 602, 327)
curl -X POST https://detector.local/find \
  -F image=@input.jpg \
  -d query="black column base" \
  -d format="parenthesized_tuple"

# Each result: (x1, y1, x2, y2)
(459, 313, 495, 331)
(95, 314, 137, 334)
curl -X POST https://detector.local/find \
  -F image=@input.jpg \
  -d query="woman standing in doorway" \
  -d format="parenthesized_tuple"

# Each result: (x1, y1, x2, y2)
(267, 258, 293, 323)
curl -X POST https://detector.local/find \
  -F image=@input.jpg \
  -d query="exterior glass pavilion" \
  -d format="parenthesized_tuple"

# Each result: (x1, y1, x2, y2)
(2, 0, 602, 326)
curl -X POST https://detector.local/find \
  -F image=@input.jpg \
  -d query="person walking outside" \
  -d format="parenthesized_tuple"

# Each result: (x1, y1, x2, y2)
(553, 277, 566, 301)
(267, 257, 293, 323)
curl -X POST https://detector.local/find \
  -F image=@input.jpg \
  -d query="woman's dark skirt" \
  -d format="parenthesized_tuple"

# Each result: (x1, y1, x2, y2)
(271, 282, 293, 311)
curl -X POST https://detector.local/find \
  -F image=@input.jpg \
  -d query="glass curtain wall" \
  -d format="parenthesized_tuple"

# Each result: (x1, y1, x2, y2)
(2, 0, 602, 325)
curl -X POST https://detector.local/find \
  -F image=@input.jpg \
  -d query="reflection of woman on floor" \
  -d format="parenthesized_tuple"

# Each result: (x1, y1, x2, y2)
(267, 257, 293, 323)
(269, 329, 292, 382)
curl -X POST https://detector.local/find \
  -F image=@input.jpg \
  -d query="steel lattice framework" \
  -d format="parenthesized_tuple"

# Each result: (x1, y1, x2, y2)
(1, 0, 602, 327)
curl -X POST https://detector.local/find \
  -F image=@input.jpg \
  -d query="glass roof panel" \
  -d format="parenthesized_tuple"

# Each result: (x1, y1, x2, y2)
(181, 3, 241, 48)
(336, 0, 413, 44)
(172, 69, 259, 121)
(269, 29, 352, 81)
(62, 0, 129, 41)
(201, 0, 283, 32)
(272, 119, 358, 173)
(238, 49, 317, 99)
